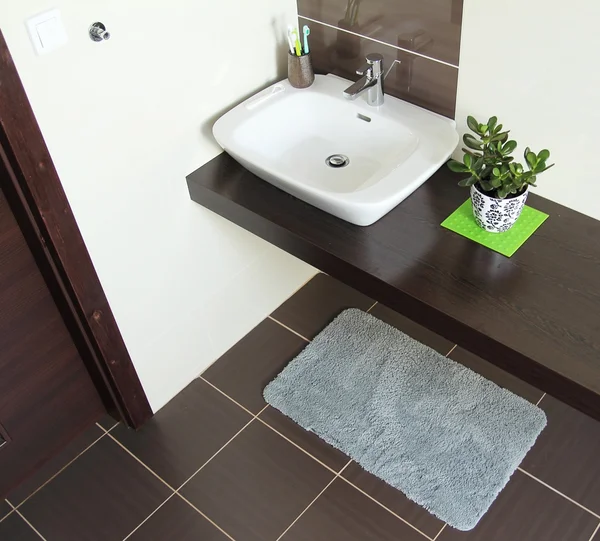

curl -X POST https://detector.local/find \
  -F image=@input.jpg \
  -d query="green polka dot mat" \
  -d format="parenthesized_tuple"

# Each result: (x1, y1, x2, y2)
(441, 199, 549, 257)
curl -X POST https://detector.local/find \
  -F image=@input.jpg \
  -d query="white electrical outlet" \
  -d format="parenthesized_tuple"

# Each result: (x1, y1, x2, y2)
(26, 9, 68, 55)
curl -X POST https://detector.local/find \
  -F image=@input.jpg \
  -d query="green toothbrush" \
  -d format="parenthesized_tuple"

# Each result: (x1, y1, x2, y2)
(303, 25, 310, 54)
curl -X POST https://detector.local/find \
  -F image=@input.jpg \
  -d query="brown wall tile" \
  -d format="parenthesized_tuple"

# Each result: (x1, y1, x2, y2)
(302, 17, 458, 118)
(298, 0, 462, 66)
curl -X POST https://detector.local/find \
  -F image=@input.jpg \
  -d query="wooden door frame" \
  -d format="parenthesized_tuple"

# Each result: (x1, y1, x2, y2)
(0, 31, 152, 428)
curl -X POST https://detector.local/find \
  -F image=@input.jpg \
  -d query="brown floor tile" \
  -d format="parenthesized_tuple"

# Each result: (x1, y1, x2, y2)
(0, 512, 41, 541)
(128, 495, 229, 541)
(341, 464, 444, 538)
(449, 347, 544, 404)
(1, 500, 11, 520)
(370, 303, 454, 355)
(203, 318, 307, 413)
(437, 471, 598, 541)
(259, 406, 349, 472)
(6, 425, 104, 506)
(271, 273, 373, 340)
(520, 395, 600, 515)
(180, 421, 334, 541)
(111, 379, 251, 488)
(18, 436, 171, 541)
(281, 477, 427, 541)
(97, 414, 119, 431)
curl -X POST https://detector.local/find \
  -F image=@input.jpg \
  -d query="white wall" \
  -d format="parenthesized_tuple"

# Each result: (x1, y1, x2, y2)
(456, 0, 600, 220)
(0, 1, 315, 411)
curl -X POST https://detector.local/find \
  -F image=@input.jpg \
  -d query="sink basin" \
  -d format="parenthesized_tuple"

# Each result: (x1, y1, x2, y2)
(213, 74, 458, 226)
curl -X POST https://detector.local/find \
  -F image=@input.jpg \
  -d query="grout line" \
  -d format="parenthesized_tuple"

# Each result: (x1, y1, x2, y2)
(589, 521, 600, 541)
(121, 493, 177, 540)
(96, 419, 119, 433)
(337, 475, 434, 540)
(7, 502, 47, 540)
(536, 392, 546, 406)
(176, 406, 268, 492)
(275, 460, 352, 541)
(200, 376, 257, 417)
(7, 430, 108, 512)
(445, 344, 457, 357)
(176, 493, 237, 541)
(256, 411, 339, 475)
(432, 523, 447, 540)
(298, 15, 459, 69)
(201, 368, 434, 539)
(267, 316, 311, 342)
(106, 433, 178, 492)
(366, 301, 378, 313)
(517, 468, 600, 519)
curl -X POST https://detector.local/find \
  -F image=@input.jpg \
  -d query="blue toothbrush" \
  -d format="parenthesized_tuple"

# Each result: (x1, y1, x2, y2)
(303, 25, 311, 54)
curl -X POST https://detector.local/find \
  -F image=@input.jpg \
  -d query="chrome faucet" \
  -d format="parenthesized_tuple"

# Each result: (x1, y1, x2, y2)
(343, 53, 385, 106)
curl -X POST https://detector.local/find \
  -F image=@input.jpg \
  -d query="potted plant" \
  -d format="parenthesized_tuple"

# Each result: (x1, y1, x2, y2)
(448, 116, 554, 233)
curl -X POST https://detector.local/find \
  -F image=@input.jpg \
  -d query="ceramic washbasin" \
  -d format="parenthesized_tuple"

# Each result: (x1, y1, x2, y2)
(213, 74, 458, 226)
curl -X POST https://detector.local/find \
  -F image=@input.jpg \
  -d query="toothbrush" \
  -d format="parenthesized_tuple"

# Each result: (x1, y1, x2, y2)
(292, 27, 302, 56)
(303, 25, 311, 54)
(287, 26, 296, 54)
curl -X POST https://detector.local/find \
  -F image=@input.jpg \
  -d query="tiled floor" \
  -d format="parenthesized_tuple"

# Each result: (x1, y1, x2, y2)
(2, 273, 600, 541)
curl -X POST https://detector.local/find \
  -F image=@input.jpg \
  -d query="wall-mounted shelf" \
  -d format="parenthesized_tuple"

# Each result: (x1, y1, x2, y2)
(187, 153, 600, 421)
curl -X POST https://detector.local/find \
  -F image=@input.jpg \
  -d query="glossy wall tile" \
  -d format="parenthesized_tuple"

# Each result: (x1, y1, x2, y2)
(297, 0, 462, 117)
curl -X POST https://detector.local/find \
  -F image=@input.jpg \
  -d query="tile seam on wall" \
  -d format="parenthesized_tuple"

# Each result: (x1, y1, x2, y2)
(298, 15, 459, 69)
(274, 460, 352, 541)
(516, 468, 600, 519)
(589, 522, 600, 541)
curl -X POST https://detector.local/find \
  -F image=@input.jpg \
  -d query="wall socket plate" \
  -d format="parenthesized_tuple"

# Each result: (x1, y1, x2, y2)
(26, 8, 68, 55)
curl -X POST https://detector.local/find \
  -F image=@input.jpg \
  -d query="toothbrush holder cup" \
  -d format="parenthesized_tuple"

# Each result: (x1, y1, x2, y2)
(288, 52, 315, 89)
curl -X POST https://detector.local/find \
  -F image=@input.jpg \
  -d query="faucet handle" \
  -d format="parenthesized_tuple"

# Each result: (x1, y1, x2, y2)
(356, 63, 373, 77)
(357, 53, 384, 77)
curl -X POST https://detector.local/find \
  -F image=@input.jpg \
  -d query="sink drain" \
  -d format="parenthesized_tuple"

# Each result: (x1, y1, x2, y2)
(325, 154, 350, 168)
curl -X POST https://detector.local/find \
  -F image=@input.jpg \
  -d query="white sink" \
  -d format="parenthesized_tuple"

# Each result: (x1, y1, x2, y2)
(213, 74, 458, 226)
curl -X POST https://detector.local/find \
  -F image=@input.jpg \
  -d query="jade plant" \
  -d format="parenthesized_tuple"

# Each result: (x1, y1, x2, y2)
(447, 116, 554, 199)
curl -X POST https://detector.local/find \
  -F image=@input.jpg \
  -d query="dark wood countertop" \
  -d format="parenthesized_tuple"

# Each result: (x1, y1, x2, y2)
(187, 152, 600, 420)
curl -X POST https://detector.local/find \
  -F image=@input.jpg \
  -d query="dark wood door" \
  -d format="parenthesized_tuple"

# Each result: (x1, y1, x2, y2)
(0, 184, 105, 496)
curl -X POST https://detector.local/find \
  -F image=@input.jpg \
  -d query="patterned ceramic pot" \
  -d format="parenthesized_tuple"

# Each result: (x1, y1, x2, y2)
(470, 184, 529, 233)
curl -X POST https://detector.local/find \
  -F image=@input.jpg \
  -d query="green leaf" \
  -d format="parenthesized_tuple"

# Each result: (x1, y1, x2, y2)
(494, 123, 503, 134)
(463, 134, 483, 150)
(479, 180, 494, 192)
(538, 149, 550, 161)
(463, 154, 472, 168)
(447, 160, 469, 173)
(491, 177, 502, 188)
(488, 116, 498, 131)
(458, 176, 477, 187)
(526, 151, 537, 168)
(492, 167, 501, 177)
(490, 131, 510, 142)
(479, 124, 489, 134)
(502, 140, 517, 155)
(467, 116, 479, 133)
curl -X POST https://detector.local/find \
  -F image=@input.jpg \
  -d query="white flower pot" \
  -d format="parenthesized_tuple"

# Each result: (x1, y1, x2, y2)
(470, 184, 529, 233)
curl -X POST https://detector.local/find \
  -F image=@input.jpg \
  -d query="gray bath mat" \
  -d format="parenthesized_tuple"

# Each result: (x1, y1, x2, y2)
(264, 309, 546, 531)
